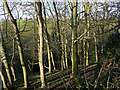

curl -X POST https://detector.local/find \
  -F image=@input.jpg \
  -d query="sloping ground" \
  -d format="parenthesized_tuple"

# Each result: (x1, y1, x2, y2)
(28, 63, 97, 89)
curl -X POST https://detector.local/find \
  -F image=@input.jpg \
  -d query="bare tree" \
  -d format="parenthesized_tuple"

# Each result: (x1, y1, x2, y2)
(0, 23, 13, 87)
(69, 0, 78, 76)
(85, 0, 90, 66)
(3, 1, 29, 88)
(42, 1, 52, 73)
(35, 1, 46, 88)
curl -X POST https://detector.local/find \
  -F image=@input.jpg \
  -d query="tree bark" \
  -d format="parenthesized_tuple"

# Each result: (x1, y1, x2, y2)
(64, 0, 68, 69)
(3, 1, 28, 88)
(71, 0, 78, 76)
(0, 24, 13, 87)
(53, 1, 61, 42)
(51, 52, 56, 70)
(85, 0, 90, 66)
(0, 71, 8, 89)
(42, 1, 52, 73)
(94, 33, 98, 62)
(10, 39, 16, 81)
(35, 1, 46, 88)
(53, 1, 62, 70)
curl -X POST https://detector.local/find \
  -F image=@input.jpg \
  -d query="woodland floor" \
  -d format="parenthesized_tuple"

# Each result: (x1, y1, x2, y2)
(14, 63, 97, 90)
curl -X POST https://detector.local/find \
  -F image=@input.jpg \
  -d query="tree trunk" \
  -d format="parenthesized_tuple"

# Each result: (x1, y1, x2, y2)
(36, 1, 46, 88)
(0, 71, 8, 89)
(10, 39, 16, 81)
(53, 1, 61, 42)
(0, 25, 13, 87)
(85, 0, 90, 66)
(42, 1, 52, 73)
(83, 39, 86, 65)
(65, 39, 68, 69)
(53, 1, 62, 70)
(61, 28, 65, 70)
(71, 0, 78, 76)
(3, 1, 28, 88)
(64, 0, 68, 69)
(51, 52, 56, 70)
(94, 33, 98, 62)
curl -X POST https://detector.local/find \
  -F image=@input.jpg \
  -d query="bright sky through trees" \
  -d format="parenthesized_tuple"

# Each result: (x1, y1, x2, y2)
(1, 0, 120, 2)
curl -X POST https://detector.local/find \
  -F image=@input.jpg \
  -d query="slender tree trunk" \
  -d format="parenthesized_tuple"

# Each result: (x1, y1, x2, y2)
(71, 0, 78, 76)
(47, 44, 52, 73)
(61, 28, 65, 70)
(0, 27, 9, 89)
(10, 39, 16, 81)
(94, 33, 98, 62)
(64, 0, 68, 69)
(65, 39, 68, 69)
(94, 6, 98, 63)
(3, 4, 8, 39)
(51, 52, 56, 70)
(83, 39, 86, 65)
(79, 40, 82, 65)
(0, 71, 8, 89)
(3, 1, 28, 88)
(85, 0, 90, 66)
(36, 1, 46, 88)
(53, 1, 61, 42)
(53, 1, 63, 70)
(42, 1, 52, 73)
(0, 26, 13, 87)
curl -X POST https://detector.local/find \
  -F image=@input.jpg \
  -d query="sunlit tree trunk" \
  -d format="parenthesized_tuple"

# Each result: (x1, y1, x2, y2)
(94, 33, 98, 62)
(3, 1, 28, 88)
(94, 6, 98, 63)
(83, 39, 86, 65)
(61, 27, 66, 70)
(0, 25, 13, 87)
(64, 0, 68, 69)
(85, 0, 90, 66)
(0, 71, 8, 89)
(65, 41, 68, 69)
(35, 1, 46, 88)
(51, 52, 56, 70)
(10, 39, 16, 81)
(71, 0, 78, 76)
(42, 1, 52, 73)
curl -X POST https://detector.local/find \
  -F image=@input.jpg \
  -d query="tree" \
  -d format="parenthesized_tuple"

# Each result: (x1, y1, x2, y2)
(0, 23, 13, 87)
(64, 0, 68, 69)
(35, 1, 46, 88)
(0, 71, 8, 89)
(85, 0, 90, 65)
(10, 38, 16, 81)
(0, 24, 11, 89)
(3, 1, 29, 88)
(53, 1, 64, 70)
(71, 0, 78, 76)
